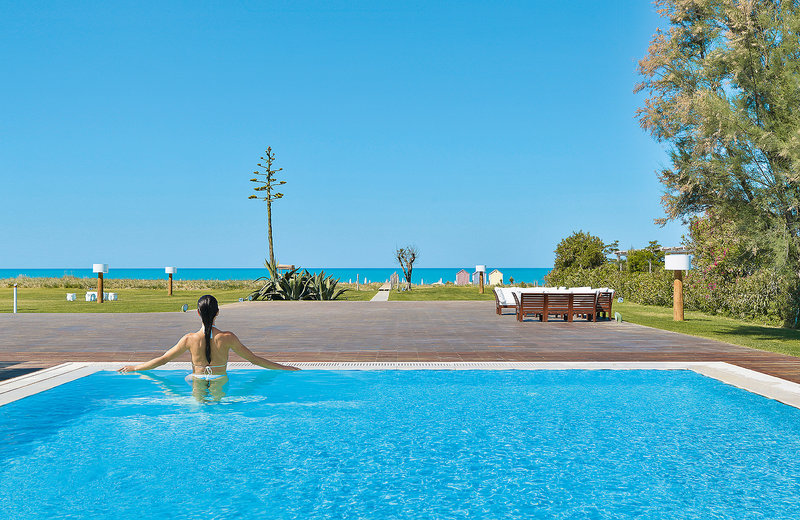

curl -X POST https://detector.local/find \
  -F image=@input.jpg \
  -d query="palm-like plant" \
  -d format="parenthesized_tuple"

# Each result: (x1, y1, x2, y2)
(248, 261, 347, 301)
(310, 271, 347, 300)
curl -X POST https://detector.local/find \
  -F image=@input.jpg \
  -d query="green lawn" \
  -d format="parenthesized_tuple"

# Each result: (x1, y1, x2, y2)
(614, 301, 800, 357)
(0, 287, 376, 313)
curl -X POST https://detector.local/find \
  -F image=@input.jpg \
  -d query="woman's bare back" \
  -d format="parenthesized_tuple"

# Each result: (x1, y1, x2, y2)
(187, 327, 231, 376)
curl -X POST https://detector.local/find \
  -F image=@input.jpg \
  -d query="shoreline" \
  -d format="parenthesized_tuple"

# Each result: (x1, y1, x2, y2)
(0, 267, 552, 285)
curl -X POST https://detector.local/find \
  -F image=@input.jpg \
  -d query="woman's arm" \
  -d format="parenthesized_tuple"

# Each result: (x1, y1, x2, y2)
(229, 333, 300, 371)
(118, 336, 190, 373)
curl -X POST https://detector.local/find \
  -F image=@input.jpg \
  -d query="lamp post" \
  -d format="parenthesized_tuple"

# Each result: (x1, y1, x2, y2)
(93, 264, 108, 303)
(476, 265, 486, 294)
(665, 254, 691, 321)
(165, 267, 177, 296)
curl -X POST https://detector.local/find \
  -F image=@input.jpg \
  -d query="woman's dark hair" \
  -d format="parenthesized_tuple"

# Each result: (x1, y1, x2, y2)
(197, 295, 219, 363)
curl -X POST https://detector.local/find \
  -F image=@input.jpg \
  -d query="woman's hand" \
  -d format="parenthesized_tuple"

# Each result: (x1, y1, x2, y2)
(118, 365, 138, 373)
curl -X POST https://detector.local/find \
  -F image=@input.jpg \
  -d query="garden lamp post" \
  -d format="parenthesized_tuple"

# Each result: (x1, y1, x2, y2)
(476, 265, 486, 294)
(665, 254, 691, 321)
(93, 264, 108, 303)
(165, 267, 177, 296)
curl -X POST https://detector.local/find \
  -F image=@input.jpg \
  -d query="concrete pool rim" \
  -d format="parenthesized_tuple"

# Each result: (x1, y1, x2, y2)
(3, 361, 800, 409)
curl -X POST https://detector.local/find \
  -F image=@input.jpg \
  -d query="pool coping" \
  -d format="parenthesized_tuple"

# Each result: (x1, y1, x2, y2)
(3, 361, 800, 409)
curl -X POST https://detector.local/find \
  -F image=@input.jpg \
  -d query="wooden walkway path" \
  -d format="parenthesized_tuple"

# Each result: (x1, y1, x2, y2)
(2, 301, 800, 383)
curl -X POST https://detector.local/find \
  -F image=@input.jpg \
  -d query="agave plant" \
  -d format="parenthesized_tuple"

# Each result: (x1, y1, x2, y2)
(248, 261, 347, 301)
(309, 271, 347, 300)
(274, 269, 313, 300)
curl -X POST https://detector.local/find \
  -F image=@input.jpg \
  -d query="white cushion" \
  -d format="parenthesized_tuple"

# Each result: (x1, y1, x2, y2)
(494, 287, 508, 305)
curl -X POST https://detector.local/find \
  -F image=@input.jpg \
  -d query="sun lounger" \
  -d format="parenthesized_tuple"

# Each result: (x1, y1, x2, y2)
(595, 289, 615, 320)
(514, 291, 546, 321)
(571, 292, 598, 321)
(546, 292, 572, 321)
(493, 288, 517, 315)
(510, 289, 603, 322)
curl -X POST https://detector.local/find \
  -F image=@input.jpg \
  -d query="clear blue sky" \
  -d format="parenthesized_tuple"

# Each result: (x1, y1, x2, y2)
(1, 1, 681, 268)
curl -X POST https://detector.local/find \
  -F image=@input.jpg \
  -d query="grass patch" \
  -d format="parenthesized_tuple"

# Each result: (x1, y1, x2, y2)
(1, 286, 376, 313)
(616, 301, 800, 357)
(389, 286, 495, 301)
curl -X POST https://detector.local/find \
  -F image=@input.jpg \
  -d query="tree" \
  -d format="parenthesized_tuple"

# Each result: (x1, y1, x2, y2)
(248, 147, 286, 275)
(636, 0, 800, 275)
(685, 209, 768, 280)
(627, 240, 665, 272)
(553, 231, 608, 270)
(395, 245, 419, 290)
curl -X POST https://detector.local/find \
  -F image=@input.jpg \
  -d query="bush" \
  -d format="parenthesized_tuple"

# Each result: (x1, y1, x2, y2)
(626, 241, 665, 273)
(553, 231, 609, 270)
(546, 264, 792, 326)
(248, 262, 347, 301)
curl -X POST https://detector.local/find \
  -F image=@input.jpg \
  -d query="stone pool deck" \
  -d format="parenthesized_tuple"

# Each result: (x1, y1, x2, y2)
(3, 300, 800, 383)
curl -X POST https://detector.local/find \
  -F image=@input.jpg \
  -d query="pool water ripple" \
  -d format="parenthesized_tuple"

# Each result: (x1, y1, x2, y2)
(0, 369, 799, 519)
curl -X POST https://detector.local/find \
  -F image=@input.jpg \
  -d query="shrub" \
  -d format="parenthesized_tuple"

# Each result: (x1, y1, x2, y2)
(248, 262, 347, 301)
(546, 264, 792, 326)
(553, 231, 609, 270)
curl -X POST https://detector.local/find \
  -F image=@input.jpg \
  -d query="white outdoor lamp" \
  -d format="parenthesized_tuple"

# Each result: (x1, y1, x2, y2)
(665, 254, 691, 321)
(165, 267, 177, 296)
(93, 264, 108, 303)
(476, 264, 486, 294)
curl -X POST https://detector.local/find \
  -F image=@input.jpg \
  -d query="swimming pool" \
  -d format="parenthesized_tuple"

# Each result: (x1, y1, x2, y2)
(1, 367, 800, 519)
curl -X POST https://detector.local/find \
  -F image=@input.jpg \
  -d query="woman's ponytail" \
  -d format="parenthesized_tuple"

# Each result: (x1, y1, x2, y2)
(197, 295, 219, 363)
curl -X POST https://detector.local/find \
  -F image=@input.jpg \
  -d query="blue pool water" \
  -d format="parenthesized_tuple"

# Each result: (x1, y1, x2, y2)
(1, 370, 799, 519)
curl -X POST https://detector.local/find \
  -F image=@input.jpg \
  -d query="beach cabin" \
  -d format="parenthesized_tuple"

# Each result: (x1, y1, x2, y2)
(455, 269, 469, 286)
(488, 269, 503, 285)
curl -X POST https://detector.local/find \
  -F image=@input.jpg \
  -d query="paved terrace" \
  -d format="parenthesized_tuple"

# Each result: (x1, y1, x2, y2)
(3, 301, 800, 383)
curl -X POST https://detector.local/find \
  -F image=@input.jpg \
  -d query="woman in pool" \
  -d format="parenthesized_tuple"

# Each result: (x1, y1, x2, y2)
(118, 294, 299, 378)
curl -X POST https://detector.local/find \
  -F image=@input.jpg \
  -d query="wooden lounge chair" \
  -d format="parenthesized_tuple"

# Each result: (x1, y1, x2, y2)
(493, 287, 516, 315)
(514, 291, 546, 321)
(545, 292, 572, 321)
(595, 290, 614, 320)
(571, 292, 598, 322)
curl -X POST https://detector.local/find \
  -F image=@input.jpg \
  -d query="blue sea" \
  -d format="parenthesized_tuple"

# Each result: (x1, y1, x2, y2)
(0, 267, 550, 284)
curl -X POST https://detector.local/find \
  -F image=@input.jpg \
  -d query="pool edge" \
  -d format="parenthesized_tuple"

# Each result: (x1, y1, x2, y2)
(2, 361, 800, 409)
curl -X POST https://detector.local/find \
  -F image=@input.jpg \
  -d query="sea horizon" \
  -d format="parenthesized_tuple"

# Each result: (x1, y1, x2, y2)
(0, 267, 552, 284)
